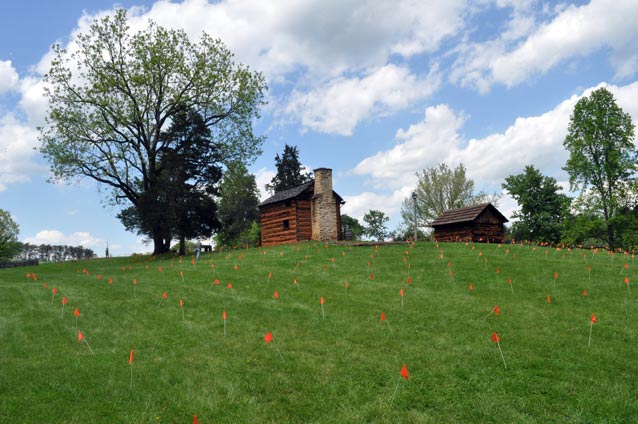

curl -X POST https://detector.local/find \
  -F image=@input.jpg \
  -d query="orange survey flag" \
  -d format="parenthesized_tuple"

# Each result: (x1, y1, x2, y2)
(380, 311, 386, 321)
(222, 310, 227, 321)
(78, 331, 84, 342)
(320, 297, 325, 305)
(493, 306, 500, 315)
(590, 314, 597, 324)
(193, 415, 199, 424)
(162, 291, 167, 299)
(264, 332, 273, 343)
(62, 297, 67, 305)
(74, 308, 80, 317)
(491, 332, 500, 343)
(179, 298, 184, 308)
(273, 290, 279, 299)
(400, 363, 409, 380)
(129, 349, 134, 365)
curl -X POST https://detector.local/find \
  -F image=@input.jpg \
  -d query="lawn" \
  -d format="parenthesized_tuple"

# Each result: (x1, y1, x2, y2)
(1, 241, 637, 423)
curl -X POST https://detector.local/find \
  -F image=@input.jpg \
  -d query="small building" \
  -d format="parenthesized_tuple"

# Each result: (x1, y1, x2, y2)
(258, 168, 345, 246)
(431, 203, 508, 243)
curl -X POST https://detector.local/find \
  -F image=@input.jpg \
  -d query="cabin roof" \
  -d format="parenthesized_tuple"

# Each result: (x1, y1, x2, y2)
(431, 203, 508, 227)
(258, 181, 314, 207)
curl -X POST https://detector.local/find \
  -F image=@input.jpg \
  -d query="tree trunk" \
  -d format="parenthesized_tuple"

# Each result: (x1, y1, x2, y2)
(179, 235, 186, 256)
(607, 223, 615, 252)
(152, 227, 171, 255)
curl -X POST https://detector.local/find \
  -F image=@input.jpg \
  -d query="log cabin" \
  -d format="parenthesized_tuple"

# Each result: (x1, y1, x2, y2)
(431, 203, 508, 243)
(258, 168, 345, 246)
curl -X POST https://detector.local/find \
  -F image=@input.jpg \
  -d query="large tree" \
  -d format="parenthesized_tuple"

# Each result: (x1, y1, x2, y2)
(400, 163, 496, 231)
(216, 161, 260, 248)
(502, 165, 571, 243)
(118, 109, 223, 255)
(266, 144, 311, 194)
(0, 209, 20, 260)
(563, 87, 636, 250)
(40, 10, 266, 255)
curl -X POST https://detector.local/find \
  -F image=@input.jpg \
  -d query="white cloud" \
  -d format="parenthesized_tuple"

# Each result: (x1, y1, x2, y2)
(132, 0, 465, 80)
(0, 60, 19, 95)
(353, 104, 464, 188)
(254, 167, 275, 201)
(341, 188, 411, 224)
(24, 229, 103, 248)
(492, 0, 638, 86)
(452, 0, 638, 91)
(352, 81, 638, 208)
(0, 113, 46, 191)
(285, 64, 440, 135)
(30, 0, 459, 137)
(18, 77, 49, 125)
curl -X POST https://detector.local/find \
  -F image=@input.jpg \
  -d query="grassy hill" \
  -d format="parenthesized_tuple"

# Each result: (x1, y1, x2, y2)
(1, 241, 637, 423)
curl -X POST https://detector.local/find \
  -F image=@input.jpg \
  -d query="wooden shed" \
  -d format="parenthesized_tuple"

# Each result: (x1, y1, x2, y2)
(258, 168, 344, 247)
(431, 203, 508, 243)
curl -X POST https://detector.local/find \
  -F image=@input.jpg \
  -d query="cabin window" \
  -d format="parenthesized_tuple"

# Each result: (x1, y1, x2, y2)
(283, 220, 290, 231)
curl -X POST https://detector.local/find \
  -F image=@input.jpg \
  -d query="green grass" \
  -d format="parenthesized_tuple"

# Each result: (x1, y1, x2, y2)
(1, 241, 637, 423)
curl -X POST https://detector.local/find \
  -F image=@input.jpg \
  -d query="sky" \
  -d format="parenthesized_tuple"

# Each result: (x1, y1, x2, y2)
(1, 0, 637, 256)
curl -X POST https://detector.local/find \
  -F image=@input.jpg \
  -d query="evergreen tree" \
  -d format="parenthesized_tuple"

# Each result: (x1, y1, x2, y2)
(266, 144, 312, 193)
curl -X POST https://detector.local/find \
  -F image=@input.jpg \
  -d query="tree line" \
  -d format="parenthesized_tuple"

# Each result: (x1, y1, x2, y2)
(15, 243, 96, 262)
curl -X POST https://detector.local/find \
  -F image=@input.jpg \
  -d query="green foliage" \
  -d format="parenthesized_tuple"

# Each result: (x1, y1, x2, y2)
(2, 242, 638, 422)
(265, 144, 311, 194)
(216, 161, 260, 248)
(503, 165, 571, 243)
(40, 10, 266, 255)
(362, 209, 389, 241)
(401, 163, 497, 230)
(0, 209, 20, 260)
(563, 87, 637, 250)
(340, 214, 363, 240)
(241, 221, 262, 247)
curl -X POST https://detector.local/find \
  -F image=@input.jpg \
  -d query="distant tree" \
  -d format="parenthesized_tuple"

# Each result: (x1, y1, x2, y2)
(0, 209, 20, 260)
(40, 10, 266, 255)
(216, 161, 260, 248)
(502, 165, 571, 243)
(341, 214, 364, 240)
(362, 210, 389, 241)
(400, 163, 497, 232)
(266, 144, 312, 193)
(563, 87, 637, 250)
(391, 223, 428, 242)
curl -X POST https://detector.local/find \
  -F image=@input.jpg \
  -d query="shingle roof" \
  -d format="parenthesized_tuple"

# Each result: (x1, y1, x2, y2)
(258, 180, 314, 207)
(430, 203, 508, 226)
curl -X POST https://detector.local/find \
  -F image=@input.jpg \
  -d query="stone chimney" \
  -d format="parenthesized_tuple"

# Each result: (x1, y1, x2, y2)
(311, 168, 338, 241)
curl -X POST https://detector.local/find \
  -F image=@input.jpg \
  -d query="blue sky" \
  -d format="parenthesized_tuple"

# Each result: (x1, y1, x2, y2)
(1, 0, 637, 256)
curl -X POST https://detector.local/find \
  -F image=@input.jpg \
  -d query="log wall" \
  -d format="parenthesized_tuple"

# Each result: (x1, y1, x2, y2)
(260, 202, 298, 247)
(434, 223, 505, 243)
